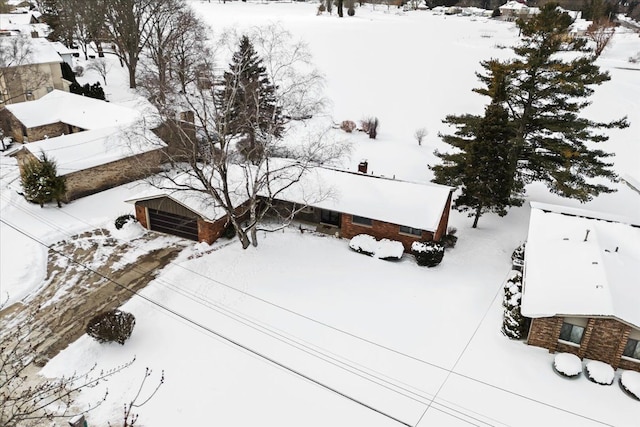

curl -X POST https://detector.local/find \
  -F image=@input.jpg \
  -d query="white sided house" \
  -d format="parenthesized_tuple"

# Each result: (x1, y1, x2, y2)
(128, 165, 453, 252)
(522, 203, 640, 373)
(6, 90, 166, 201)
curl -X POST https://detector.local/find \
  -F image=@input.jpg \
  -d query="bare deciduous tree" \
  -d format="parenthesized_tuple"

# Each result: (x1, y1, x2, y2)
(586, 18, 615, 58)
(142, 26, 347, 249)
(414, 127, 427, 145)
(87, 58, 112, 85)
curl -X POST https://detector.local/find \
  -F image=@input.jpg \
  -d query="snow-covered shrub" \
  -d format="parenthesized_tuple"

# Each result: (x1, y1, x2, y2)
(86, 309, 136, 345)
(340, 120, 357, 133)
(317, 3, 326, 13)
(553, 353, 582, 378)
(347, 6, 355, 16)
(376, 239, 404, 260)
(502, 270, 528, 339)
(349, 234, 377, 256)
(511, 242, 526, 271)
(585, 360, 614, 385)
(440, 227, 458, 249)
(620, 370, 640, 400)
(73, 65, 84, 76)
(411, 241, 444, 267)
(115, 214, 137, 230)
(360, 117, 379, 139)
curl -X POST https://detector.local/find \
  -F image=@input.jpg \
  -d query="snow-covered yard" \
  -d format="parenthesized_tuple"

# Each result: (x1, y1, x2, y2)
(1, 2, 639, 426)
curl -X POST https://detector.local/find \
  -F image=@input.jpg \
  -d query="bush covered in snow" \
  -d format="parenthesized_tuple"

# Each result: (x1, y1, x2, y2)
(501, 270, 529, 340)
(115, 214, 137, 230)
(620, 370, 640, 400)
(86, 309, 136, 345)
(340, 120, 357, 133)
(511, 242, 526, 271)
(349, 235, 404, 260)
(411, 241, 444, 267)
(553, 353, 582, 378)
(585, 360, 614, 385)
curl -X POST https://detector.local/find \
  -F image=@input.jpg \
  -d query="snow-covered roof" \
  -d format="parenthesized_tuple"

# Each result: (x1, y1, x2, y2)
(22, 126, 166, 176)
(521, 202, 640, 330)
(127, 165, 453, 231)
(0, 13, 35, 27)
(0, 35, 60, 65)
(6, 90, 138, 130)
(51, 41, 74, 56)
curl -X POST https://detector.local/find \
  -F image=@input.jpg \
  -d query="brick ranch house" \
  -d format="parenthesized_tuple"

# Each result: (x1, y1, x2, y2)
(4, 90, 166, 201)
(127, 163, 454, 251)
(521, 203, 640, 373)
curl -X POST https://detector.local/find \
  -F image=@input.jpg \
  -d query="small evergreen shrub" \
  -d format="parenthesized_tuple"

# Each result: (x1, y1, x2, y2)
(115, 214, 137, 230)
(440, 227, 458, 249)
(20, 153, 66, 208)
(411, 241, 444, 267)
(318, 3, 326, 12)
(70, 81, 106, 100)
(340, 120, 357, 133)
(222, 223, 237, 239)
(347, 6, 355, 16)
(585, 360, 614, 385)
(553, 353, 582, 378)
(501, 270, 529, 339)
(86, 309, 136, 345)
(620, 371, 640, 400)
(349, 234, 377, 256)
(492, 7, 501, 18)
(511, 242, 525, 271)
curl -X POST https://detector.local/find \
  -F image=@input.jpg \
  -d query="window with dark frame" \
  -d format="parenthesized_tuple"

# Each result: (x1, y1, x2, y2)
(559, 322, 585, 345)
(399, 225, 422, 236)
(623, 338, 640, 360)
(352, 215, 372, 226)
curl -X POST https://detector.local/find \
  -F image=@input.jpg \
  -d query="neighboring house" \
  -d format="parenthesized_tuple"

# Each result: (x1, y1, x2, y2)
(7, 90, 166, 201)
(1, 89, 132, 142)
(127, 163, 454, 251)
(499, 1, 539, 20)
(521, 203, 640, 373)
(51, 41, 74, 68)
(0, 35, 70, 105)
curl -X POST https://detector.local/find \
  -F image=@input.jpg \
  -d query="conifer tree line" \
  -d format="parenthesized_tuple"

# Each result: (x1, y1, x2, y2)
(432, 3, 629, 228)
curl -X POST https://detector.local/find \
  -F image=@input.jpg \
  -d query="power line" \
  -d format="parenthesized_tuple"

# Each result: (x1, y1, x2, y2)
(0, 218, 414, 427)
(0, 195, 615, 426)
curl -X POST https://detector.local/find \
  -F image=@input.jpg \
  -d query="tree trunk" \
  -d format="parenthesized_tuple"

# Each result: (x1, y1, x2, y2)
(337, 0, 344, 17)
(97, 41, 105, 58)
(472, 205, 482, 228)
(128, 59, 137, 89)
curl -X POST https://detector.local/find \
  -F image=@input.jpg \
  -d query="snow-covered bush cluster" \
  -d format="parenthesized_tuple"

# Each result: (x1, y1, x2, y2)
(349, 234, 404, 260)
(553, 353, 582, 378)
(502, 270, 529, 339)
(620, 370, 640, 400)
(585, 360, 614, 385)
(411, 241, 444, 267)
(511, 242, 525, 271)
(340, 120, 357, 133)
(86, 309, 136, 345)
(115, 214, 137, 230)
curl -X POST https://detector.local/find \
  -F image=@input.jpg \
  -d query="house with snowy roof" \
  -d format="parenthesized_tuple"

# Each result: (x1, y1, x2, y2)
(498, 1, 539, 20)
(126, 162, 453, 251)
(6, 90, 166, 201)
(0, 35, 69, 104)
(522, 203, 640, 373)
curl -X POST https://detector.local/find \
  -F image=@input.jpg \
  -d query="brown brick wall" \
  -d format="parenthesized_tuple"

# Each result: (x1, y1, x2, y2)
(340, 214, 434, 252)
(26, 122, 69, 142)
(527, 317, 563, 352)
(198, 217, 228, 244)
(434, 191, 453, 241)
(135, 205, 148, 229)
(63, 149, 164, 201)
(526, 316, 640, 372)
(583, 319, 630, 367)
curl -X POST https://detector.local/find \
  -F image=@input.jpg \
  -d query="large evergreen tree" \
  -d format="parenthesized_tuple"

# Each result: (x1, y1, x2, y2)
(433, 3, 628, 227)
(215, 35, 283, 162)
(20, 153, 66, 208)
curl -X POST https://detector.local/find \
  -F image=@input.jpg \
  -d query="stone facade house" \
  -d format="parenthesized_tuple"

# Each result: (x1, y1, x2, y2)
(7, 90, 166, 202)
(521, 203, 640, 373)
(127, 163, 454, 251)
(0, 35, 70, 105)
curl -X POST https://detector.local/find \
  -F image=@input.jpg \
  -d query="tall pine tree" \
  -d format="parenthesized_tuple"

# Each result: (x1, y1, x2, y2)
(20, 153, 66, 208)
(215, 35, 283, 162)
(478, 3, 628, 201)
(433, 70, 523, 228)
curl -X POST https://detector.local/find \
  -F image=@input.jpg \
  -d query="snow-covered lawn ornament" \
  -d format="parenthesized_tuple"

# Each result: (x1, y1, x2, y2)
(620, 370, 640, 400)
(585, 360, 614, 385)
(553, 353, 582, 378)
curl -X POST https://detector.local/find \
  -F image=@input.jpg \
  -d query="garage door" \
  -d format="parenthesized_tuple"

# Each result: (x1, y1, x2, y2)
(148, 208, 198, 241)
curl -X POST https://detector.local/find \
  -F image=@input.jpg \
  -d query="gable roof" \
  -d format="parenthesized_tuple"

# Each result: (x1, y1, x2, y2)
(521, 202, 640, 330)
(0, 35, 60, 66)
(5, 90, 137, 130)
(21, 126, 165, 176)
(126, 165, 453, 231)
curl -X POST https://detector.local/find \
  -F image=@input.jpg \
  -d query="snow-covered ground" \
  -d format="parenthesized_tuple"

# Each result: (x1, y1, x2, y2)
(1, 2, 639, 426)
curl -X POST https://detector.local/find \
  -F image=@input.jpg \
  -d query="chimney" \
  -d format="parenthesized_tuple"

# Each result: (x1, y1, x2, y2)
(31, 31, 39, 38)
(358, 160, 368, 174)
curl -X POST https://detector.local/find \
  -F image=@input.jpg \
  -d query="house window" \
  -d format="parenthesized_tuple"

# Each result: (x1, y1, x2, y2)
(400, 225, 422, 236)
(352, 215, 372, 227)
(320, 209, 340, 227)
(623, 338, 640, 360)
(559, 322, 585, 345)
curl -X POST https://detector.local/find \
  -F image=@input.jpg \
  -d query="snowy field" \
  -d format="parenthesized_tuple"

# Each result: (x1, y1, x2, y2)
(1, 2, 639, 426)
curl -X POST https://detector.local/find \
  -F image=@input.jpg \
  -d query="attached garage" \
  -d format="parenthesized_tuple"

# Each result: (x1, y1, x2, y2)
(128, 194, 228, 244)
